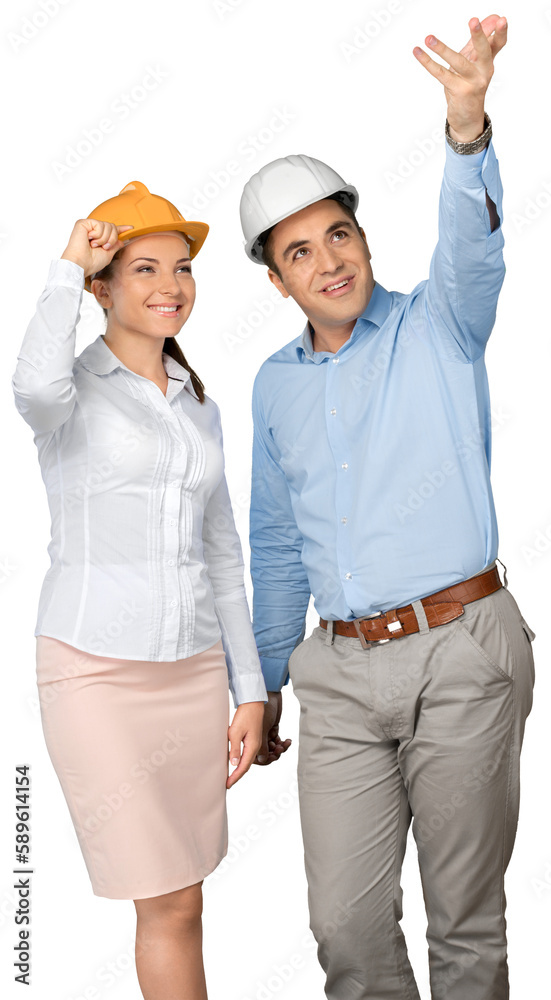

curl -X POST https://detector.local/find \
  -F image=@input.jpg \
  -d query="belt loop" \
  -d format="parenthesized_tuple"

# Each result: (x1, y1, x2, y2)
(411, 599, 430, 635)
(325, 619, 334, 645)
(496, 557, 508, 589)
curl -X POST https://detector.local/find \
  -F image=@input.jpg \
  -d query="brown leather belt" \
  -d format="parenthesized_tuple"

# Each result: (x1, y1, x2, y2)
(319, 566, 502, 649)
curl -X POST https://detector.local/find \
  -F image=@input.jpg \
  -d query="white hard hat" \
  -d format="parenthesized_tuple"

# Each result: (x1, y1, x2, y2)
(240, 154, 359, 264)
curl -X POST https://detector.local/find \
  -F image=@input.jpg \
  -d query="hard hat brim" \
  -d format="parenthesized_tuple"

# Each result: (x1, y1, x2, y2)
(84, 221, 209, 293)
(244, 183, 359, 265)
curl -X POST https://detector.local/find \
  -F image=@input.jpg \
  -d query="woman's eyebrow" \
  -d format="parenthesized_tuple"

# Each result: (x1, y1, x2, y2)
(127, 256, 191, 265)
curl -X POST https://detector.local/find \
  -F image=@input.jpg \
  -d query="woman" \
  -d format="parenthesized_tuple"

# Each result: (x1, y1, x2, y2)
(11, 180, 268, 1000)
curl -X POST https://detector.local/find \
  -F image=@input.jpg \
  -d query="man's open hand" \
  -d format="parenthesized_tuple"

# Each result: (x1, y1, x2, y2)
(413, 15, 508, 142)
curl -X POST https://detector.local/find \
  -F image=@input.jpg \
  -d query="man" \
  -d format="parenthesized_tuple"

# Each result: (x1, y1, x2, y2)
(239, 14, 536, 1000)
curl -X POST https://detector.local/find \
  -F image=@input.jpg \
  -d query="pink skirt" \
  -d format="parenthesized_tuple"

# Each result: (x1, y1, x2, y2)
(35, 635, 230, 899)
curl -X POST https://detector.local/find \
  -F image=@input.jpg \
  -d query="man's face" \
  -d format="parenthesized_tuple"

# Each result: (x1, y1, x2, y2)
(265, 198, 374, 331)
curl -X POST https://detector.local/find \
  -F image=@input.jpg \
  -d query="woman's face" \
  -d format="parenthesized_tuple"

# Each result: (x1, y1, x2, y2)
(93, 232, 196, 340)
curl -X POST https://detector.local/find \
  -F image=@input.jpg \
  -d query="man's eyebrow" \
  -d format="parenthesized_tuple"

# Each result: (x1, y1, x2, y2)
(281, 220, 355, 261)
(127, 256, 191, 266)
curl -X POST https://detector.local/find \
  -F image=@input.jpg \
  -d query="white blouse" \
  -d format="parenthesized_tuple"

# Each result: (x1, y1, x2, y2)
(12, 258, 267, 708)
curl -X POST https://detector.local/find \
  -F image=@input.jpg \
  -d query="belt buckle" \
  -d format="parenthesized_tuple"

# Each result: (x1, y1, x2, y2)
(353, 612, 391, 650)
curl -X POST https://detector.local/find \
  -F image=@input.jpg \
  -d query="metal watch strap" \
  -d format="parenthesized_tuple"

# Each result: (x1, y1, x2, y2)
(445, 111, 492, 154)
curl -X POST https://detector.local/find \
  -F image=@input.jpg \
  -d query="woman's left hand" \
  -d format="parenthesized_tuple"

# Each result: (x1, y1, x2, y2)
(227, 702, 265, 788)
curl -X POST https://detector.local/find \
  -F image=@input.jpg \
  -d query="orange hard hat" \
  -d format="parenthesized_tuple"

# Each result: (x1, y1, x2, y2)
(84, 180, 208, 292)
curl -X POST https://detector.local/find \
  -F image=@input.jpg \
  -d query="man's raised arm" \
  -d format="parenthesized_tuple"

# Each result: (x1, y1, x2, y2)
(411, 14, 508, 362)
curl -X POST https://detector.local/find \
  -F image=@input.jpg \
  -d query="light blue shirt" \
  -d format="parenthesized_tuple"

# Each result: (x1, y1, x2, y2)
(250, 137, 505, 692)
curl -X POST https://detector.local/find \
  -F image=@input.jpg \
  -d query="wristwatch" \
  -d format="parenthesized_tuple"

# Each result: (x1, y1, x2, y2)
(445, 112, 492, 154)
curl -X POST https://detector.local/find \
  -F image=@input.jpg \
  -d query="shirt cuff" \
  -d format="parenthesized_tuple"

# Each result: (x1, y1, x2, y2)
(443, 134, 494, 188)
(231, 671, 268, 707)
(259, 655, 292, 692)
(46, 258, 85, 290)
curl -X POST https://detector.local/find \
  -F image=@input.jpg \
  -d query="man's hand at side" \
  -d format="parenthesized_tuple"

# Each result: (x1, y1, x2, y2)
(254, 691, 292, 765)
(413, 14, 508, 142)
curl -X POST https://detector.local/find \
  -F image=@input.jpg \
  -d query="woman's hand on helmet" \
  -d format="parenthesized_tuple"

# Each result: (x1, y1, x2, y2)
(61, 219, 134, 277)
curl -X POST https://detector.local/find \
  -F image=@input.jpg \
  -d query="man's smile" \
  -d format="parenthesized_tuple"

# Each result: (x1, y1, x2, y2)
(319, 274, 356, 297)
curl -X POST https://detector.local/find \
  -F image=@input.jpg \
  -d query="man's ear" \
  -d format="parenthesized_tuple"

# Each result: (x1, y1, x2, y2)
(267, 268, 290, 299)
(359, 227, 371, 260)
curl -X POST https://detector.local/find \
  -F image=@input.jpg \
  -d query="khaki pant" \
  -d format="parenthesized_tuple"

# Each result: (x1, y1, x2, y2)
(287, 580, 535, 999)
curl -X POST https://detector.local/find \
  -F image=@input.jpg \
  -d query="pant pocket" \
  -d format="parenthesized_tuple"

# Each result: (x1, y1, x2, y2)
(520, 617, 536, 642)
(288, 637, 308, 684)
(455, 594, 514, 684)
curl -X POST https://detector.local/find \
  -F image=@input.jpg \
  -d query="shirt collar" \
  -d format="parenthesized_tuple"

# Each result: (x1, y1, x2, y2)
(79, 334, 199, 399)
(296, 281, 394, 363)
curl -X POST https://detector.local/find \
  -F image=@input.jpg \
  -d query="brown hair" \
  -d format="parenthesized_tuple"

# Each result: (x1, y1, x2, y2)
(259, 194, 363, 280)
(92, 251, 205, 405)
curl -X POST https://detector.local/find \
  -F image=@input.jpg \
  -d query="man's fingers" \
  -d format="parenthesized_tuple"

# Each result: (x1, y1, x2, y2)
(459, 15, 506, 61)
(490, 15, 508, 55)
(422, 35, 476, 76)
(412, 45, 456, 86)
(467, 16, 494, 67)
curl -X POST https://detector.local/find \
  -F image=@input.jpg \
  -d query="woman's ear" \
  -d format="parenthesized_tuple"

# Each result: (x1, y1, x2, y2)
(90, 279, 112, 308)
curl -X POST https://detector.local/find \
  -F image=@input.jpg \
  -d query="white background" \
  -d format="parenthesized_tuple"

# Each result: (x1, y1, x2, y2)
(1, 1, 550, 997)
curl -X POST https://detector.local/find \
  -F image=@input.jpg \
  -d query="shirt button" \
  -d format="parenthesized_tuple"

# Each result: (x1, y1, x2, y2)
(170, 600, 178, 608)
(330, 408, 337, 416)
(332, 357, 340, 364)
(169, 519, 177, 526)
(170, 480, 179, 487)
(341, 516, 348, 524)
(345, 572, 352, 580)
(342, 462, 348, 470)
(167, 558, 175, 566)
